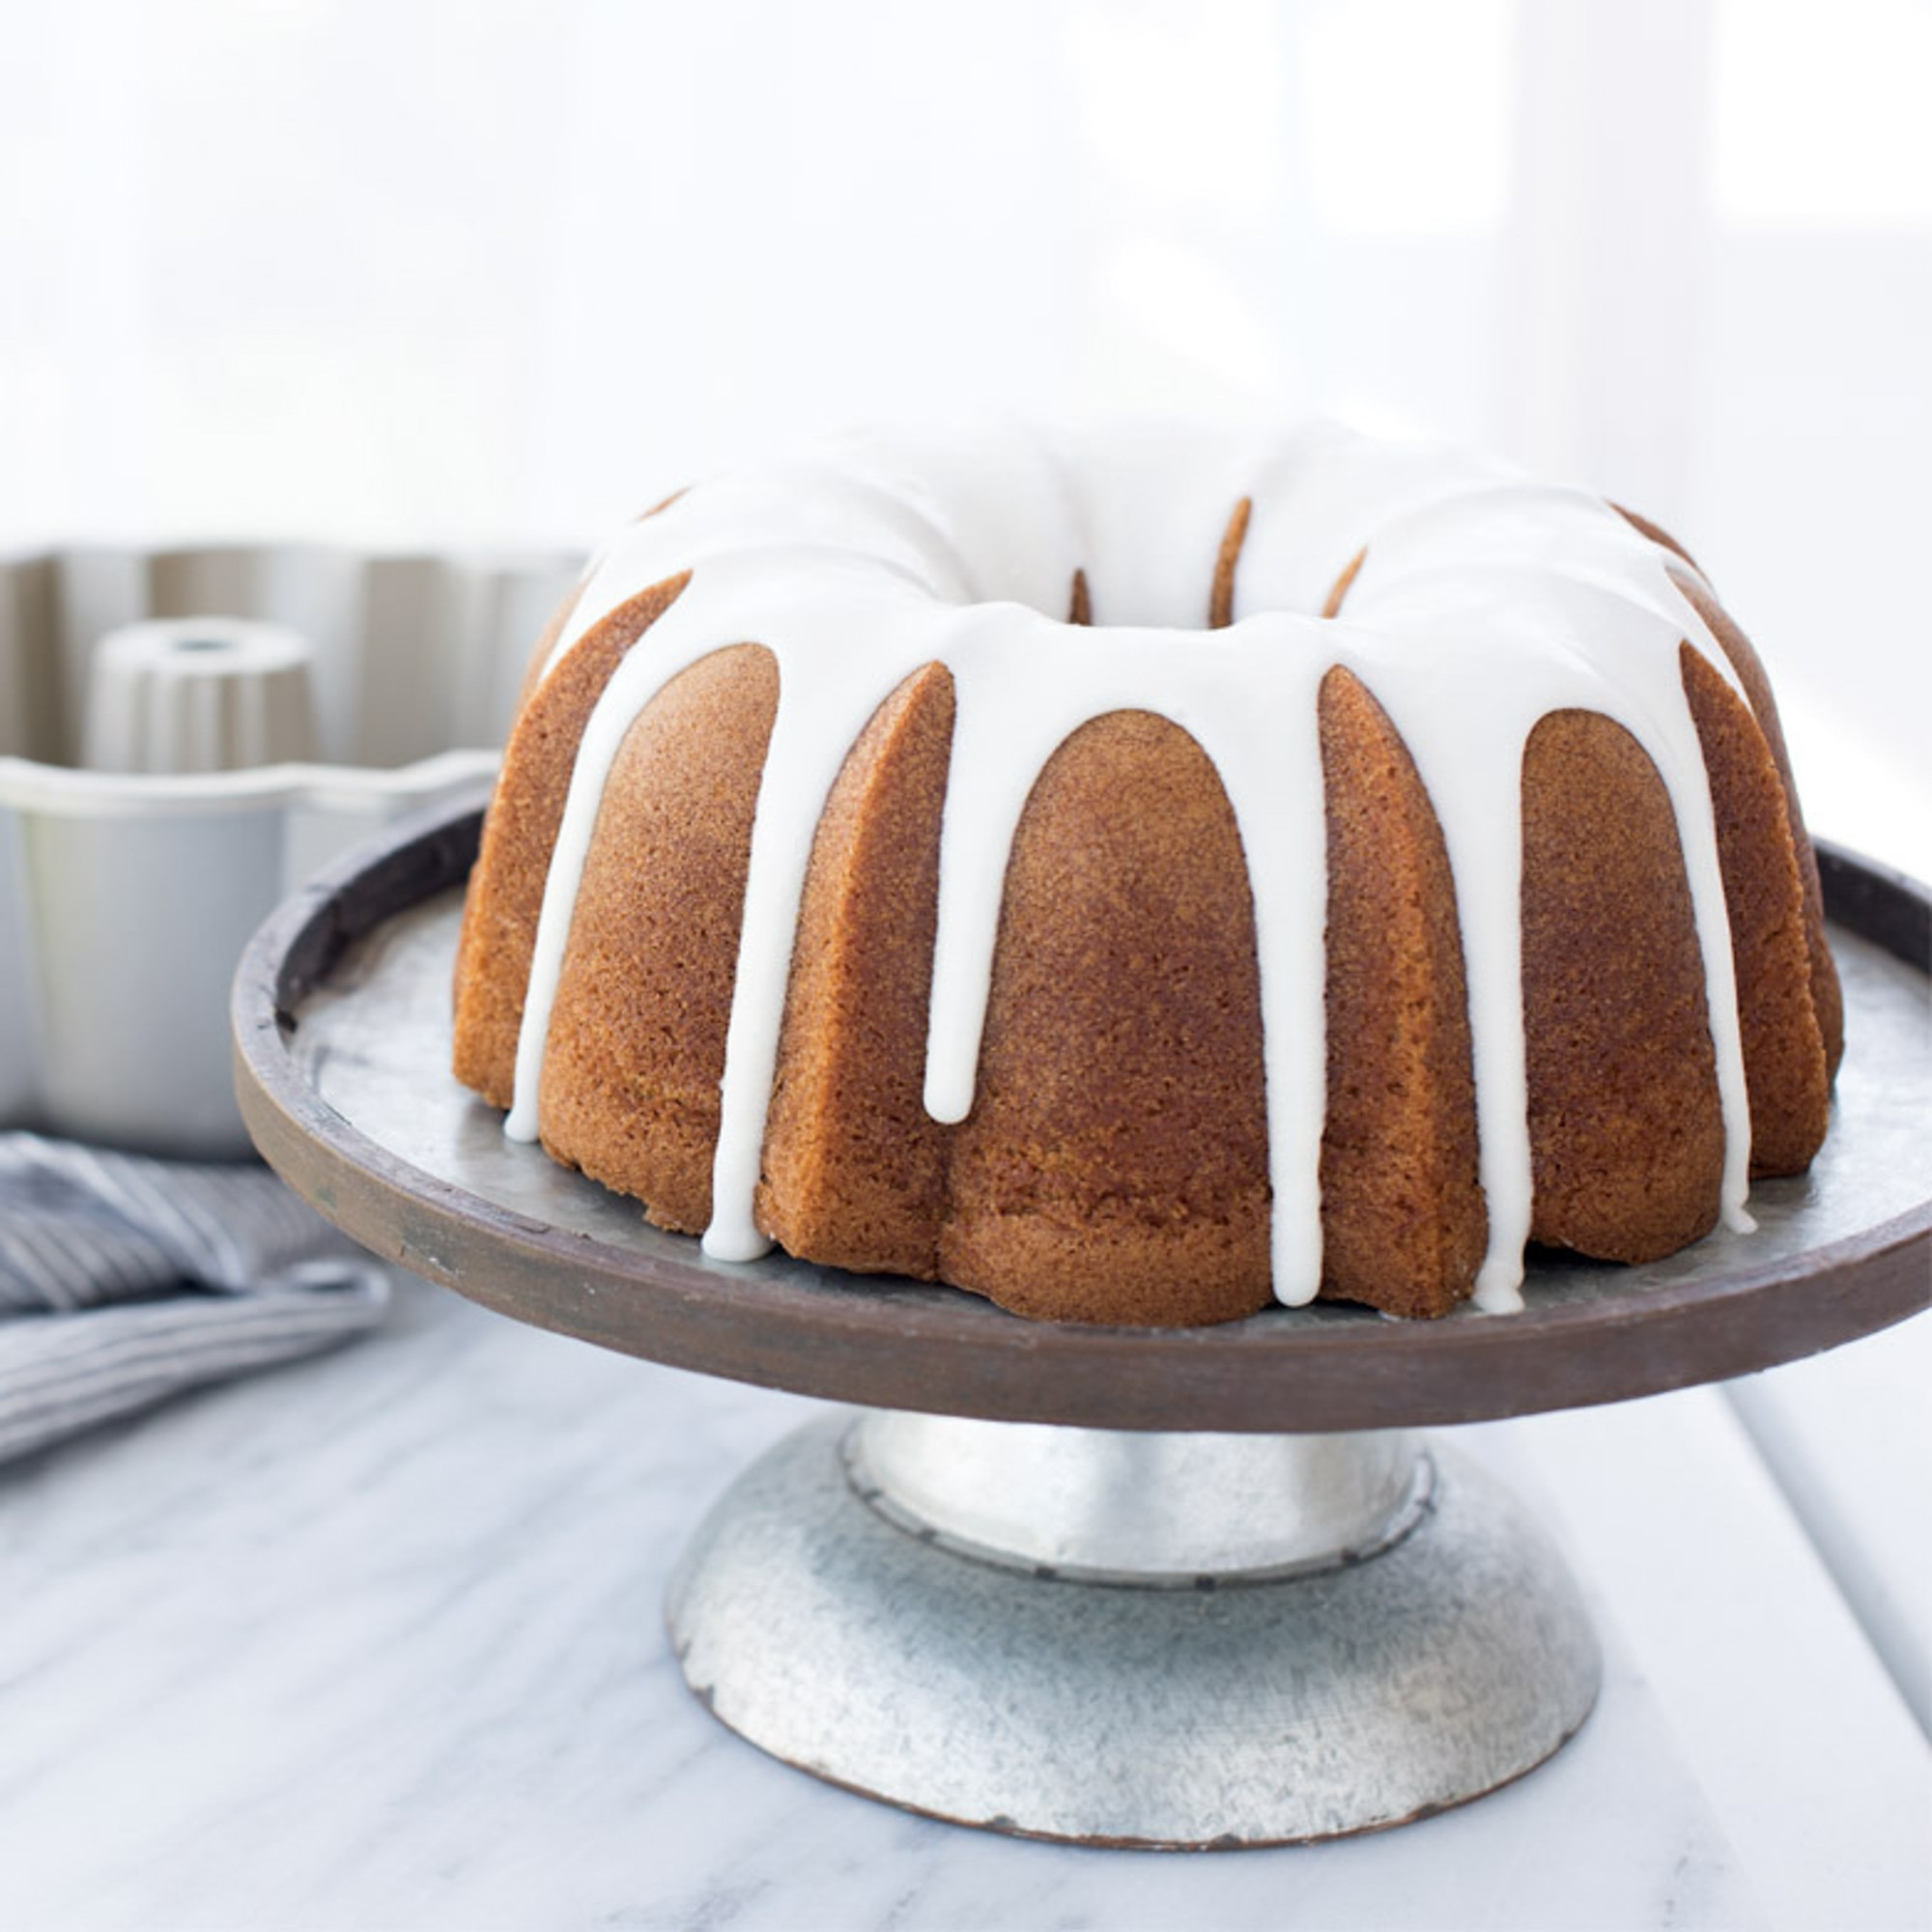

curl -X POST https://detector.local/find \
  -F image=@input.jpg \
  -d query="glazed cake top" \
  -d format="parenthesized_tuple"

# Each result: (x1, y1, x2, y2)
(507, 421, 1754, 1313)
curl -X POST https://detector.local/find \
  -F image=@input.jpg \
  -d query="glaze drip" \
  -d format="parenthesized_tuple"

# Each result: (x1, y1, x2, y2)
(506, 422, 1756, 1315)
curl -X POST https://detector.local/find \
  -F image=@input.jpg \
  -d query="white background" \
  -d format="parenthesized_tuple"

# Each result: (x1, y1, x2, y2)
(1, 0, 1928, 873)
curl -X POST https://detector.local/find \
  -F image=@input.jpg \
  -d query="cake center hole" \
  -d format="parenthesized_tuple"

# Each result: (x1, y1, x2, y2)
(1063, 498, 1357, 628)
(170, 636, 234, 654)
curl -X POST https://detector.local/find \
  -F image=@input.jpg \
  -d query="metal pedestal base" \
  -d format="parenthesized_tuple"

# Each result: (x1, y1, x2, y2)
(666, 1413, 1601, 1848)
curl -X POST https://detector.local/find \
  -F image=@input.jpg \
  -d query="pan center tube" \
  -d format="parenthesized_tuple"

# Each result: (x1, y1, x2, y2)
(843, 1413, 1431, 1585)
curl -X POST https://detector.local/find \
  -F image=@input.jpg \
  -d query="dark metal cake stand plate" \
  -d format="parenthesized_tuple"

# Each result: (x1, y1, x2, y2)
(233, 807, 1931, 1847)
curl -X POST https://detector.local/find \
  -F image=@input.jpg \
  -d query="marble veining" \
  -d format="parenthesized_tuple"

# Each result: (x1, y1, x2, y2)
(0, 1271, 1804, 1932)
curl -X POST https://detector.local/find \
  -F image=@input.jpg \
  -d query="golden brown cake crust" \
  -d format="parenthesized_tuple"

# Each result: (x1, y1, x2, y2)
(938, 708, 1274, 1326)
(755, 666, 957, 1279)
(1680, 644, 1833, 1175)
(1317, 668, 1487, 1319)
(451, 574, 689, 1108)
(1672, 570, 1844, 1082)
(452, 483, 1840, 1327)
(1613, 507, 1842, 1083)
(537, 644, 780, 1236)
(1209, 498, 1251, 629)
(1520, 709, 1725, 1262)
(1067, 569, 1093, 627)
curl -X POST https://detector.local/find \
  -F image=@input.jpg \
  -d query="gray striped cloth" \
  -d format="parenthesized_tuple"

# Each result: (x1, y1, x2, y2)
(0, 1132, 389, 1463)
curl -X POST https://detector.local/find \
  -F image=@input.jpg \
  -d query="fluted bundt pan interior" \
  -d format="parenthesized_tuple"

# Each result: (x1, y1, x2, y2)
(0, 543, 577, 1156)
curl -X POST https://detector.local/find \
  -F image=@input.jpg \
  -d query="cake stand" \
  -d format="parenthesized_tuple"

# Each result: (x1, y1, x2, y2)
(232, 803, 1931, 1849)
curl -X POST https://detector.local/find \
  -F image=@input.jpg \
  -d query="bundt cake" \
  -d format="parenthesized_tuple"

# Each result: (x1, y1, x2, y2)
(452, 422, 1841, 1324)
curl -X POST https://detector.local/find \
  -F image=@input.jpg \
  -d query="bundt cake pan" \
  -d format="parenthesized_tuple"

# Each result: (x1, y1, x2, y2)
(0, 542, 577, 1158)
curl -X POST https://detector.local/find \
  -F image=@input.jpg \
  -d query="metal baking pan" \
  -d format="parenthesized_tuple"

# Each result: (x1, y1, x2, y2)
(0, 542, 578, 1157)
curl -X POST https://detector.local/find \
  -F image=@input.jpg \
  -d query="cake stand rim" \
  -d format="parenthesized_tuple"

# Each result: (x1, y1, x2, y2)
(231, 802, 1932, 1434)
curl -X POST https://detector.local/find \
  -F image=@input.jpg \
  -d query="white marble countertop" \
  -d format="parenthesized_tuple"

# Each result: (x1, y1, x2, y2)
(3, 1271, 1927, 1932)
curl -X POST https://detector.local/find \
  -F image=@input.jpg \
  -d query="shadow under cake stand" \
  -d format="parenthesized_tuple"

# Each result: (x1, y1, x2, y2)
(233, 805, 1931, 1849)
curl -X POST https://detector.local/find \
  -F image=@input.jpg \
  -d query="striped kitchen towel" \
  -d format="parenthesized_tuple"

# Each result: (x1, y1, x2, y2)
(0, 1132, 388, 1463)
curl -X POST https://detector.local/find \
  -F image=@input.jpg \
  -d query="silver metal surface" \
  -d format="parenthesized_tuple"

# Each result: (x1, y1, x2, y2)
(250, 836, 1917, 1846)
(0, 542, 577, 1155)
(291, 887, 1932, 1329)
(81, 617, 319, 775)
(668, 1413, 1602, 1847)
(848, 1412, 1426, 1581)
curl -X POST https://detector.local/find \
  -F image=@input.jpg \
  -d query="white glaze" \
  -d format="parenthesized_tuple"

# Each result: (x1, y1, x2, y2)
(504, 423, 1757, 1314)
